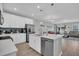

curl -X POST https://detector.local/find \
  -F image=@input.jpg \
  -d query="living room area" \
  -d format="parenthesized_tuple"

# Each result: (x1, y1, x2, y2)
(56, 22, 79, 56)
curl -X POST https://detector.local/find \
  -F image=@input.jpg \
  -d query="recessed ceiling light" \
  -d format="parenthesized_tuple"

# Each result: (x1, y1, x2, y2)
(40, 22, 43, 25)
(37, 5, 40, 8)
(32, 14, 34, 16)
(14, 8, 17, 11)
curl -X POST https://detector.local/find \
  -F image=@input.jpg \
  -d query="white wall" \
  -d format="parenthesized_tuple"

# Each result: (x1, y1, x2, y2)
(34, 20, 40, 34)
(1, 12, 33, 28)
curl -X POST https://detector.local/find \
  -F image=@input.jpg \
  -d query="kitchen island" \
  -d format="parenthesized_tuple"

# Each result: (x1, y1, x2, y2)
(29, 34, 63, 56)
(41, 34, 63, 56)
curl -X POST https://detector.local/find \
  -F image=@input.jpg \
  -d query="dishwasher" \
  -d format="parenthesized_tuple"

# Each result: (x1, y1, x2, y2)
(41, 37, 54, 56)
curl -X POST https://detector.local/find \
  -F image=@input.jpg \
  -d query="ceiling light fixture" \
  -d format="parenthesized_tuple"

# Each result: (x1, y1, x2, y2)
(37, 5, 40, 8)
(14, 8, 17, 11)
(32, 14, 34, 16)
(40, 22, 43, 25)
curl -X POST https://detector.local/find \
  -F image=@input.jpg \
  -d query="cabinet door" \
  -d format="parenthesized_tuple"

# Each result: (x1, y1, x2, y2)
(29, 35, 36, 50)
(35, 36, 41, 53)
(54, 38, 62, 56)
(29, 35, 34, 48)
(29, 35, 41, 53)
(33, 37, 36, 50)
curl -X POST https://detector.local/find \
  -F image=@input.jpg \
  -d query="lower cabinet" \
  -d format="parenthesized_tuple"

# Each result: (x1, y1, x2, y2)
(29, 34, 41, 53)
(29, 36, 35, 50)
(35, 36, 41, 53)
(0, 33, 26, 44)
(11, 33, 26, 44)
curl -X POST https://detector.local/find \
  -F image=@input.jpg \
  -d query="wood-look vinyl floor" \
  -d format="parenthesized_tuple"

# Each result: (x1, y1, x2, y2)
(62, 39, 79, 56)
(16, 43, 41, 56)
(16, 38, 79, 56)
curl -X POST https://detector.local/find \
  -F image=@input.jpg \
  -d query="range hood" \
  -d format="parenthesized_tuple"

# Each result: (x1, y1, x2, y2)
(0, 3, 4, 25)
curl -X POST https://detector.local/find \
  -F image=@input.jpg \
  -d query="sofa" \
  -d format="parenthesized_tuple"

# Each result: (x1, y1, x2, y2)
(69, 31, 79, 38)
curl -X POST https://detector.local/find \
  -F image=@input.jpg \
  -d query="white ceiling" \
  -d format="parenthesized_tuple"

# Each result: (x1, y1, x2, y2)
(2, 3, 79, 24)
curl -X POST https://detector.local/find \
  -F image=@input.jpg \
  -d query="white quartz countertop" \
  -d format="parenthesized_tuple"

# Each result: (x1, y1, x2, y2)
(0, 39, 17, 56)
(41, 34, 63, 40)
(29, 34, 63, 40)
(0, 33, 25, 36)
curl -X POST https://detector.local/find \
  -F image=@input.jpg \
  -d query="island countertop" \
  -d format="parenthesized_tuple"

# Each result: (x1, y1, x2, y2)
(41, 34, 63, 40)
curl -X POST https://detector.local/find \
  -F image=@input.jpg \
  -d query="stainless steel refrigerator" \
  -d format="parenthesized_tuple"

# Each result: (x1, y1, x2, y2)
(25, 24, 35, 43)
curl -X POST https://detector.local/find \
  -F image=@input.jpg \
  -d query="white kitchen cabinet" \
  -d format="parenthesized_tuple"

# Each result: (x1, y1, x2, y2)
(0, 39, 17, 56)
(29, 34, 41, 53)
(53, 37, 62, 56)
(29, 35, 35, 49)
(12, 33, 26, 44)
(35, 36, 41, 53)
(0, 33, 26, 44)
